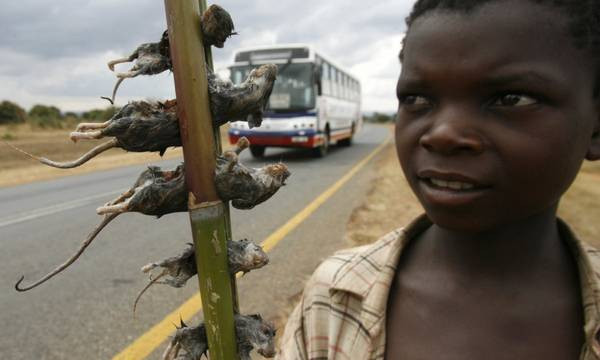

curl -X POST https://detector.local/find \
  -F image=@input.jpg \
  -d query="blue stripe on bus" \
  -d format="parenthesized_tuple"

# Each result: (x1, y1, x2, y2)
(263, 111, 317, 118)
(228, 129, 318, 137)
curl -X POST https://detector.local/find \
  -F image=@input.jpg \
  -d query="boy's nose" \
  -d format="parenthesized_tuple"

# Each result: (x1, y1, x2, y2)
(419, 109, 484, 155)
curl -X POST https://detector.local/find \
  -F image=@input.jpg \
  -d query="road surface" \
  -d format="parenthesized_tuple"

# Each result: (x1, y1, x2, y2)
(0, 124, 391, 359)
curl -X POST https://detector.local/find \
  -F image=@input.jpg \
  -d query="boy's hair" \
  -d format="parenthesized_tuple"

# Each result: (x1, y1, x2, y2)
(402, 0, 600, 96)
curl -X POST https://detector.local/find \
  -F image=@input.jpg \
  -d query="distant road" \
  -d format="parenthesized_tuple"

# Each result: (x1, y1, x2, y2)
(0, 124, 391, 359)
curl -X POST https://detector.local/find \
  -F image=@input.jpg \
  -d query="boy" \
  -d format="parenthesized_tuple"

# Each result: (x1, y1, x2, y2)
(278, 0, 600, 359)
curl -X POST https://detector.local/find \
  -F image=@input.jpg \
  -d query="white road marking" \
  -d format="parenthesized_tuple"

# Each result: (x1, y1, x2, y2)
(0, 190, 124, 228)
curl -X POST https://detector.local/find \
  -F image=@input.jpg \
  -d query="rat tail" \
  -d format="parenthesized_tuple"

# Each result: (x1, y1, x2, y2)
(4, 139, 118, 169)
(15, 213, 119, 292)
(109, 77, 125, 105)
(132, 270, 168, 317)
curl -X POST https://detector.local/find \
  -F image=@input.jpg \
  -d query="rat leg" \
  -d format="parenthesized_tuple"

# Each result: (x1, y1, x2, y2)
(104, 187, 136, 207)
(69, 130, 104, 142)
(14, 213, 119, 292)
(96, 198, 131, 215)
(234, 136, 250, 154)
(107, 57, 130, 71)
(74, 120, 111, 132)
(161, 340, 181, 360)
(223, 151, 239, 172)
(107, 51, 138, 71)
(116, 69, 144, 79)
(4, 139, 118, 169)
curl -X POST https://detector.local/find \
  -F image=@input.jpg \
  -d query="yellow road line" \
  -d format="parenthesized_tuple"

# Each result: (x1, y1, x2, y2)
(112, 136, 392, 360)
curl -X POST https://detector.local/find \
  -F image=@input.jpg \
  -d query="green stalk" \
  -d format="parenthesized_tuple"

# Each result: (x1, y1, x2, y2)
(197, 0, 239, 311)
(164, 1, 238, 359)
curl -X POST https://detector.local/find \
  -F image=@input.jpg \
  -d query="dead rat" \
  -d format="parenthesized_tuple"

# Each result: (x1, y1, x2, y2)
(4, 100, 180, 169)
(5, 64, 277, 169)
(162, 314, 276, 360)
(208, 63, 278, 128)
(133, 239, 268, 313)
(215, 136, 290, 209)
(97, 137, 290, 215)
(105, 4, 236, 104)
(14, 138, 288, 292)
(13, 165, 186, 292)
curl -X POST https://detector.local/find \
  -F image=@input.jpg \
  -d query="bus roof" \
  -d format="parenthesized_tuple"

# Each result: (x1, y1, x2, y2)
(230, 43, 359, 83)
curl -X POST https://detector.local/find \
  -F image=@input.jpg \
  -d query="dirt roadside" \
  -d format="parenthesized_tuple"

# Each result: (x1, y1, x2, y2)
(345, 144, 600, 248)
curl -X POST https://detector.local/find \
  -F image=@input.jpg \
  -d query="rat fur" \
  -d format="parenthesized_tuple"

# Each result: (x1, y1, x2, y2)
(162, 314, 276, 360)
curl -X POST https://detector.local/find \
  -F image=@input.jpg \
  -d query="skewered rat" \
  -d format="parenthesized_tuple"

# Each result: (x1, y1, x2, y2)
(105, 4, 236, 104)
(162, 314, 276, 360)
(14, 138, 289, 292)
(133, 239, 268, 313)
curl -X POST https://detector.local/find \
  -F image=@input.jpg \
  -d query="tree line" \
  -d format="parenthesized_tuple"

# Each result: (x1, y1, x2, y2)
(363, 112, 396, 123)
(0, 100, 117, 129)
(1, 99, 396, 129)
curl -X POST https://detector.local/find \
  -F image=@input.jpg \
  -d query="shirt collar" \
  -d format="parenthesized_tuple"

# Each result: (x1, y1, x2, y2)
(558, 219, 600, 358)
(330, 214, 431, 333)
(329, 215, 600, 355)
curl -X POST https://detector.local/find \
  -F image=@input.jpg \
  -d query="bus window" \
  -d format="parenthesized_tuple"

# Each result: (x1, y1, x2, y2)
(232, 69, 245, 85)
(329, 67, 336, 98)
(321, 62, 330, 96)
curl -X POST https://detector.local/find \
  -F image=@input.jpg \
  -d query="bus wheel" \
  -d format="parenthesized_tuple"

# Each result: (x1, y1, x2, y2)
(338, 124, 355, 147)
(250, 145, 266, 158)
(312, 130, 330, 157)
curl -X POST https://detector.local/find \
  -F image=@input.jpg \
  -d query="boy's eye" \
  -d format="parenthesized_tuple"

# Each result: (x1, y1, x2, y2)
(491, 94, 538, 107)
(398, 95, 432, 111)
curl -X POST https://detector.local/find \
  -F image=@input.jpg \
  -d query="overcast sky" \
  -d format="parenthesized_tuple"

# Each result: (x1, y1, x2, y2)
(0, 0, 413, 114)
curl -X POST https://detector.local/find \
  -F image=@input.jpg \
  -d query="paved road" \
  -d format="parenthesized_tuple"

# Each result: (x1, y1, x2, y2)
(0, 124, 391, 359)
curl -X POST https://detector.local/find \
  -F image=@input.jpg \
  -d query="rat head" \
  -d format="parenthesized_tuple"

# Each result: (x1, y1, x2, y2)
(201, 4, 236, 48)
(238, 239, 269, 269)
(243, 314, 276, 358)
(264, 163, 290, 185)
(248, 64, 278, 86)
(396, 0, 600, 232)
(158, 30, 170, 56)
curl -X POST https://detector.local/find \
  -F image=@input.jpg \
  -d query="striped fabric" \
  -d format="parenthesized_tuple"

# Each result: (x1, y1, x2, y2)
(277, 215, 600, 360)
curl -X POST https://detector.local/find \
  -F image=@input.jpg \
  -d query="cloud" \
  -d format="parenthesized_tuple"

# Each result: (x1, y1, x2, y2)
(0, 0, 414, 112)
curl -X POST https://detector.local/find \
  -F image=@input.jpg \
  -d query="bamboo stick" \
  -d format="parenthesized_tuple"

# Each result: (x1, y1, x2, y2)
(164, 1, 239, 358)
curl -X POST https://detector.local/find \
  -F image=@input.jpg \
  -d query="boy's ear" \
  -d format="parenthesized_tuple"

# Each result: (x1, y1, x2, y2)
(586, 108, 600, 160)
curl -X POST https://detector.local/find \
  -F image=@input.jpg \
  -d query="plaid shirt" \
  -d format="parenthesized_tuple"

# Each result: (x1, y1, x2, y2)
(277, 215, 600, 359)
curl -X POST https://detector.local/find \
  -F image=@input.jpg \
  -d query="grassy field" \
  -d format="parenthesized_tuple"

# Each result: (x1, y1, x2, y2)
(0, 123, 231, 187)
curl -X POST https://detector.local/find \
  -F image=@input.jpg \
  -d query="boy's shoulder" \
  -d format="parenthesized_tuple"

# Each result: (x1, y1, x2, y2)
(307, 228, 403, 296)
(558, 219, 600, 283)
(575, 238, 600, 282)
(306, 215, 431, 299)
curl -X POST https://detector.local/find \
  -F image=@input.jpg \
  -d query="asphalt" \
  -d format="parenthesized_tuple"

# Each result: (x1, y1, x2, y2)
(0, 124, 391, 359)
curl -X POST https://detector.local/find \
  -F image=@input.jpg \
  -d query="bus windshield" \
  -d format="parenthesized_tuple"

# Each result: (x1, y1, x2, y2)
(230, 63, 315, 112)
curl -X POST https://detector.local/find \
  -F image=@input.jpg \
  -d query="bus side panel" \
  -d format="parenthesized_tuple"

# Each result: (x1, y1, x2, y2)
(319, 96, 359, 142)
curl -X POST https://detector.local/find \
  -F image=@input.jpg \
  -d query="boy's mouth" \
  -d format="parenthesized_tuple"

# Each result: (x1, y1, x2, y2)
(416, 169, 493, 207)
(427, 178, 475, 191)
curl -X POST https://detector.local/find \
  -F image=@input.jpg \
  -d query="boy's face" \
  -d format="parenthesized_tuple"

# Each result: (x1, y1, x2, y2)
(395, 0, 600, 232)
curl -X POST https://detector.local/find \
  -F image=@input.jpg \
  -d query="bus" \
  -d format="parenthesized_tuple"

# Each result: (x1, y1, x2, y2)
(227, 44, 362, 157)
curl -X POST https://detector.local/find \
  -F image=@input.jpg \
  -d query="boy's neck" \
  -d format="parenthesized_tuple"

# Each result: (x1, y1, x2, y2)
(418, 206, 565, 279)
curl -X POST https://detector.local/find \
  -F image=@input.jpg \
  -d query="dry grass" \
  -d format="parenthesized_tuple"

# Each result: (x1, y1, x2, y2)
(0, 123, 231, 188)
(346, 146, 600, 248)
